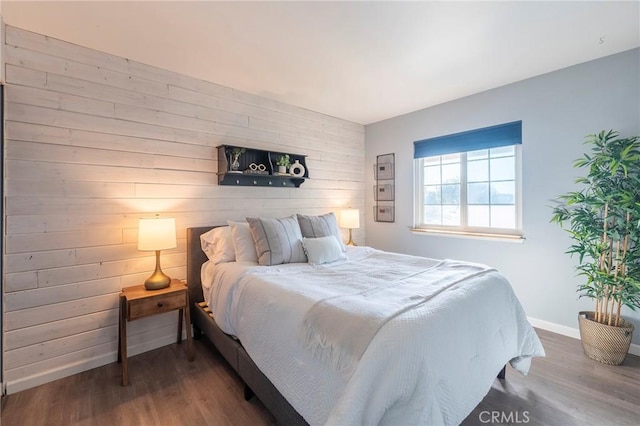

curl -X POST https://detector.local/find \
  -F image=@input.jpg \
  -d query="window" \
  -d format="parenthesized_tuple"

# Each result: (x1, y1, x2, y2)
(413, 121, 522, 238)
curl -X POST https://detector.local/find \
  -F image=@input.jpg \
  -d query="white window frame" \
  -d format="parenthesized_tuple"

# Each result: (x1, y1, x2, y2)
(413, 145, 523, 240)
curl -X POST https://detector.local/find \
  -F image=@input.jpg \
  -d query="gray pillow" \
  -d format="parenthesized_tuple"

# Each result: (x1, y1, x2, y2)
(247, 216, 307, 266)
(296, 212, 346, 252)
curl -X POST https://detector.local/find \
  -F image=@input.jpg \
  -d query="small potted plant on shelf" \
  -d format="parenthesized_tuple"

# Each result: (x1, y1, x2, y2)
(276, 154, 291, 175)
(551, 130, 640, 365)
(229, 147, 246, 172)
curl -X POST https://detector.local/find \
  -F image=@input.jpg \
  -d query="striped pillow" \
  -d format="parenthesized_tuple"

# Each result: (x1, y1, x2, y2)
(296, 212, 346, 252)
(247, 216, 307, 266)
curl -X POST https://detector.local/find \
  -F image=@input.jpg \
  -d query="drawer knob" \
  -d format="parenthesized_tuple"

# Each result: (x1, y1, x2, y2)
(157, 302, 164, 307)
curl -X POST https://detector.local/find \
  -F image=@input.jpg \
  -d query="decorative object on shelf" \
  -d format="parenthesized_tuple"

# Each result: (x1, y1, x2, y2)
(551, 130, 639, 365)
(137, 215, 177, 290)
(339, 209, 360, 246)
(375, 153, 395, 222)
(246, 163, 269, 175)
(289, 159, 306, 177)
(276, 154, 291, 174)
(229, 147, 246, 173)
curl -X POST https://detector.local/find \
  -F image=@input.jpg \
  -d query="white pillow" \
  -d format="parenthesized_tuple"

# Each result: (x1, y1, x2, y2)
(302, 236, 346, 265)
(200, 226, 235, 264)
(227, 220, 259, 262)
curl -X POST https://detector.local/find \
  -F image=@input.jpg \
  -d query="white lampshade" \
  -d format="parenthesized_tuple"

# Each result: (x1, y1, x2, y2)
(138, 217, 177, 251)
(339, 209, 360, 229)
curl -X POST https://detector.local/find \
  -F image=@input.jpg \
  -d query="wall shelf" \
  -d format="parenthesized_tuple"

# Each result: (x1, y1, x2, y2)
(217, 145, 308, 188)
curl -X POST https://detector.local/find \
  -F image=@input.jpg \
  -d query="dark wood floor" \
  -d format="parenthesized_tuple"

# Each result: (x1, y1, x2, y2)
(462, 329, 639, 426)
(2, 328, 639, 425)
(1, 338, 274, 426)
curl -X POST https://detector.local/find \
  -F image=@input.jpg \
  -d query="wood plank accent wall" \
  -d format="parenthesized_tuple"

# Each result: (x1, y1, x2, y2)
(2, 25, 365, 393)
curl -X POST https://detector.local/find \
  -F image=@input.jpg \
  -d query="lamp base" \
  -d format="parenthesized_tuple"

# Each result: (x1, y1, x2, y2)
(144, 272, 171, 290)
(144, 250, 171, 290)
(346, 228, 357, 246)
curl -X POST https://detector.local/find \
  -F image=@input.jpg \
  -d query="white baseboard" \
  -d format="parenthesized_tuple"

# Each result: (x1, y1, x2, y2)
(5, 333, 183, 395)
(528, 316, 640, 357)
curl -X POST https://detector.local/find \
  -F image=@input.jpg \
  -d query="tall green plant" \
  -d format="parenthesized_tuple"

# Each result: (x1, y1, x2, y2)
(551, 130, 640, 327)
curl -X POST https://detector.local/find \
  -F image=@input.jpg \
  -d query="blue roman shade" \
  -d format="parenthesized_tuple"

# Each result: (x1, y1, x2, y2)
(414, 121, 522, 159)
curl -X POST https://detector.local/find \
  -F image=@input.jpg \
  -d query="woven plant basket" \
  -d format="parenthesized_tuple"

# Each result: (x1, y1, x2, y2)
(578, 311, 634, 365)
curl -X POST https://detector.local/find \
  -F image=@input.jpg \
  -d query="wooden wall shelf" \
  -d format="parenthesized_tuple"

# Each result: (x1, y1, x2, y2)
(217, 145, 309, 188)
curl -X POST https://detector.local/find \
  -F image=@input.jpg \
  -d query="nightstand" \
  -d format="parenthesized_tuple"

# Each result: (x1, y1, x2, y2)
(118, 279, 194, 386)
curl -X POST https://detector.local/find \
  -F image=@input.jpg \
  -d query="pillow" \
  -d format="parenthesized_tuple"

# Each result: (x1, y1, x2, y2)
(227, 220, 259, 262)
(296, 212, 346, 252)
(200, 226, 235, 264)
(246, 216, 307, 266)
(302, 236, 346, 265)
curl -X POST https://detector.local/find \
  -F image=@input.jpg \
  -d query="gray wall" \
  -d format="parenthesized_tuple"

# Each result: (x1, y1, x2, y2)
(365, 48, 640, 345)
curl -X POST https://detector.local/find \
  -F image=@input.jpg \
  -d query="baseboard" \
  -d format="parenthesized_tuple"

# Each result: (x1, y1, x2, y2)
(4, 332, 184, 395)
(528, 316, 640, 357)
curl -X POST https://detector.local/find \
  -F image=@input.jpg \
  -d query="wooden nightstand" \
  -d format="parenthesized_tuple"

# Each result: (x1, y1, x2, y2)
(118, 279, 194, 386)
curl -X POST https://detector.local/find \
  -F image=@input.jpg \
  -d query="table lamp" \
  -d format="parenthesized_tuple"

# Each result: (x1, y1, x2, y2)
(138, 216, 177, 290)
(339, 209, 360, 246)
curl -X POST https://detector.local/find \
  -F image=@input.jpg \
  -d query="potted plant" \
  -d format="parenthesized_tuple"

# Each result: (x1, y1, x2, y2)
(551, 130, 640, 365)
(229, 147, 246, 172)
(276, 154, 291, 174)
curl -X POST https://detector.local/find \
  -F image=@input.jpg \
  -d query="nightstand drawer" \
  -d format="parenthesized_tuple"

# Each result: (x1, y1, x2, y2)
(128, 291, 186, 320)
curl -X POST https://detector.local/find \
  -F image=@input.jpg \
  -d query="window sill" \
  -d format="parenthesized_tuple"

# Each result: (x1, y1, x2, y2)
(410, 228, 525, 243)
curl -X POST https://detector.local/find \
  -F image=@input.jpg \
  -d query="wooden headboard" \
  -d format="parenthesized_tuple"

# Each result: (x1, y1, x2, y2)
(186, 226, 218, 306)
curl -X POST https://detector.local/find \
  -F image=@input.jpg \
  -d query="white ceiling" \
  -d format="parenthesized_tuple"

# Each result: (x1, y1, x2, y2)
(2, 1, 639, 124)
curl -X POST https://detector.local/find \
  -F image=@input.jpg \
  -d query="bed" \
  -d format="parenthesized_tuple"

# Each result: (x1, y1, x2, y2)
(186, 221, 544, 425)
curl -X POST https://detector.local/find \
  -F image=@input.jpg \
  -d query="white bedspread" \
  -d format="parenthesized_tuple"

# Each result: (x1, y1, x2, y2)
(204, 247, 544, 425)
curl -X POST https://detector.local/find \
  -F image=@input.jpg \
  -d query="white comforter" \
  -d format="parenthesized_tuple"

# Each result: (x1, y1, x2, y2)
(203, 247, 544, 425)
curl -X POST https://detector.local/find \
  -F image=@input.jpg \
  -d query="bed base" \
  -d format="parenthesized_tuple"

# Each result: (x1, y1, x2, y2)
(186, 226, 506, 425)
(187, 226, 307, 426)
